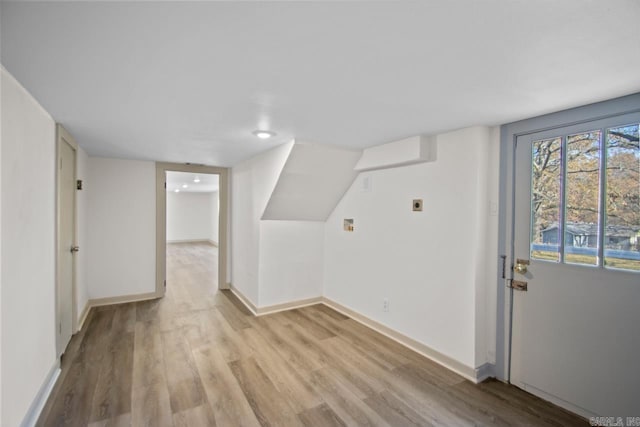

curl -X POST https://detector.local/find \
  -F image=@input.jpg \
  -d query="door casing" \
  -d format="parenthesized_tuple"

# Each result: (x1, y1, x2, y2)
(497, 92, 640, 383)
(155, 162, 229, 296)
(55, 124, 78, 356)
(510, 117, 640, 418)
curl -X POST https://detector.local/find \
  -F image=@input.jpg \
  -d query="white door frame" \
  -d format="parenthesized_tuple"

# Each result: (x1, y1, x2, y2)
(497, 92, 640, 382)
(55, 124, 78, 355)
(155, 162, 229, 296)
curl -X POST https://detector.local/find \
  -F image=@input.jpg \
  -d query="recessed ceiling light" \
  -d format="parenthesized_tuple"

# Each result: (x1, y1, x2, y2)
(193, 176, 200, 183)
(252, 130, 276, 139)
(182, 184, 188, 188)
(174, 189, 180, 193)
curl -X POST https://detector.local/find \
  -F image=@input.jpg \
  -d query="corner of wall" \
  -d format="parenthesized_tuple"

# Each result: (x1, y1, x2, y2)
(230, 141, 295, 307)
(471, 125, 501, 369)
(323, 125, 502, 375)
(258, 220, 325, 307)
(75, 145, 89, 328)
(1, 66, 58, 427)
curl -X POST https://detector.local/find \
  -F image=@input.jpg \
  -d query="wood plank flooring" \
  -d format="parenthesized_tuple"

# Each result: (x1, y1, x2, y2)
(38, 242, 587, 426)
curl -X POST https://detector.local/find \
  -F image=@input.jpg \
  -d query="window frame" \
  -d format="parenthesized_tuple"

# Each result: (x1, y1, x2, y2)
(526, 113, 640, 272)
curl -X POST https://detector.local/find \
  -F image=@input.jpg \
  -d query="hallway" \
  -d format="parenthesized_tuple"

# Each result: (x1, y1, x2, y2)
(38, 243, 586, 426)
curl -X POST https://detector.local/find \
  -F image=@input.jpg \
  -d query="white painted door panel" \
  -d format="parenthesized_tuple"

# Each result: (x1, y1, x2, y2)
(511, 114, 640, 418)
(57, 137, 75, 356)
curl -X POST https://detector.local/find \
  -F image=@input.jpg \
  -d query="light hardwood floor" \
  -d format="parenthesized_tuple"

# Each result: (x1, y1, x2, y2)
(38, 242, 587, 426)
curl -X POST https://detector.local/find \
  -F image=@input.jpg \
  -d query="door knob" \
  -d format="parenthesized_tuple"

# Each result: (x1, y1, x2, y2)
(70, 246, 80, 253)
(514, 258, 529, 274)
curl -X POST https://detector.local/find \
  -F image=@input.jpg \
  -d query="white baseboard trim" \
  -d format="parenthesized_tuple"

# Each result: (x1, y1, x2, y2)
(208, 239, 218, 247)
(89, 291, 159, 308)
(321, 297, 490, 384)
(21, 360, 61, 427)
(166, 239, 214, 244)
(216, 286, 493, 384)
(474, 362, 495, 383)
(256, 297, 323, 316)
(228, 285, 258, 315)
(77, 292, 161, 328)
(76, 301, 91, 332)
(227, 285, 322, 316)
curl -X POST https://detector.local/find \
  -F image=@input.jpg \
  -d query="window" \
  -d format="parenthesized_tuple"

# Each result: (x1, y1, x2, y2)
(530, 123, 640, 272)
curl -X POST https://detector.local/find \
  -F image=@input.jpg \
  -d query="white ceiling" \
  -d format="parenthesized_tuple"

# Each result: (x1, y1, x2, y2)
(1, 1, 639, 167)
(166, 171, 219, 193)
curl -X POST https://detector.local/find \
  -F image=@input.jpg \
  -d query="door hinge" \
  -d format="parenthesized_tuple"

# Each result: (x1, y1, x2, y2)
(508, 279, 528, 291)
(500, 255, 507, 279)
(164, 182, 167, 189)
(164, 279, 166, 288)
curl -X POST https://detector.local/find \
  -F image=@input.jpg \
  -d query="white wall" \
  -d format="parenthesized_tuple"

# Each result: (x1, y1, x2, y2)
(259, 221, 325, 306)
(87, 157, 156, 299)
(324, 126, 499, 370)
(75, 146, 89, 322)
(231, 141, 293, 305)
(210, 191, 219, 244)
(0, 66, 3, 427)
(1, 68, 57, 427)
(262, 142, 361, 221)
(166, 191, 216, 243)
(478, 127, 500, 367)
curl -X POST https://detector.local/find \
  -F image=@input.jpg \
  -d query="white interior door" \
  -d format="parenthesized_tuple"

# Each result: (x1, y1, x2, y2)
(511, 113, 640, 418)
(57, 130, 77, 356)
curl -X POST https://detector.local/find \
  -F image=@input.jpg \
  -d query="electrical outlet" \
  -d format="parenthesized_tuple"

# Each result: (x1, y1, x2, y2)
(383, 299, 389, 312)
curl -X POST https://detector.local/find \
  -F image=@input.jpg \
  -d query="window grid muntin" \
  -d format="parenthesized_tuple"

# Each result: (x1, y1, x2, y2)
(529, 137, 563, 263)
(603, 123, 640, 271)
(563, 130, 602, 267)
(529, 123, 639, 272)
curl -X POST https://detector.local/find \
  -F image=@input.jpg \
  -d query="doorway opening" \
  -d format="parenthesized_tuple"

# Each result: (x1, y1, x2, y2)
(155, 163, 229, 298)
(166, 171, 220, 300)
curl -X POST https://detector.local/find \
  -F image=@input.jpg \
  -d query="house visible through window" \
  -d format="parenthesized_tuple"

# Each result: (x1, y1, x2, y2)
(530, 123, 640, 272)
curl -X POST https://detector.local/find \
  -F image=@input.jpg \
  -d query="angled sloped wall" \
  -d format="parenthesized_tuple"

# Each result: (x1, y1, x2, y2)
(231, 140, 362, 307)
(262, 141, 361, 221)
(257, 141, 361, 306)
(231, 128, 501, 381)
